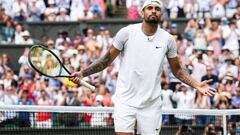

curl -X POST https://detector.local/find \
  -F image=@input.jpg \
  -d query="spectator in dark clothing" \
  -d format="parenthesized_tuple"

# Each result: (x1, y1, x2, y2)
(17, 90, 34, 127)
(201, 66, 219, 88)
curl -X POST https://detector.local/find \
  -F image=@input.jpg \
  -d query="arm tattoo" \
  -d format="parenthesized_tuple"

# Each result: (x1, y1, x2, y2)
(82, 51, 112, 77)
(174, 68, 200, 88)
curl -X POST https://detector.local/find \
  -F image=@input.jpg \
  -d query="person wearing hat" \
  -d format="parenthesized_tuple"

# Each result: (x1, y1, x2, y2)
(219, 56, 238, 81)
(20, 30, 34, 44)
(70, 0, 215, 134)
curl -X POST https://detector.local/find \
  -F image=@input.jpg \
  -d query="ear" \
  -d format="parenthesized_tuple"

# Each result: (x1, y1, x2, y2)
(140, 10, 144, 18)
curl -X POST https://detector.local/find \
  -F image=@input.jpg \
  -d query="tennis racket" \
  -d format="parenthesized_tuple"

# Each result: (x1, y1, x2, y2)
(28, 44, 95, 91)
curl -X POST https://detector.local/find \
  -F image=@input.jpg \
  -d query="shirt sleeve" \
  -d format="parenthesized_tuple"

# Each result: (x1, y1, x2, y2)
(112, 26, 129, 51)
(167, 36, 178, 58)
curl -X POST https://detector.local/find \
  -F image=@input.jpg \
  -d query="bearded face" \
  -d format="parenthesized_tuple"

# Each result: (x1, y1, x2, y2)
(142, 5, 162, 24)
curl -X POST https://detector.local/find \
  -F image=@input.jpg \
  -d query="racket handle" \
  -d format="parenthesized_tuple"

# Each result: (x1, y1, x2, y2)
(80, 80, 96, 91)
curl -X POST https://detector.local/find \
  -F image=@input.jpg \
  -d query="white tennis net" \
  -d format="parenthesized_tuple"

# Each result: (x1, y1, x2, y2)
(0, 105, 240, 135)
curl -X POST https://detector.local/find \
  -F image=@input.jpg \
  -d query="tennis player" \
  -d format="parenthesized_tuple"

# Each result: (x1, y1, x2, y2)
(70, 0, 216, 134)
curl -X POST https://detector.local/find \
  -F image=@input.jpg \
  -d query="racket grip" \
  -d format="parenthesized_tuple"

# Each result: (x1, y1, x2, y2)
(80, 80, 96, 91)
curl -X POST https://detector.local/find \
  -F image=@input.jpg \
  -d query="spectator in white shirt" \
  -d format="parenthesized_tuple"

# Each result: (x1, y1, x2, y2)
(161, 83, 173, 125)
(0, 82, 18, 127)
(70, 0, 85, 21)
(172, 84, 195, 125)
(55, 0, 70, 13)
(222, 21, 240, 58)
(14, 24, 24, 44)
(12, 0, 28, 21)
(211, 1, 225, 18)
(78, 8, 94, 21)
(56, 8, 70, 21)
(44, 0, 58, 22)
(196, 0, 211, 18)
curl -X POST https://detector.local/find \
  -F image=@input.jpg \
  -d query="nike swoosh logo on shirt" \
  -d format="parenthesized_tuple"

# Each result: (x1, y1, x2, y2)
(155, 46, 162, 49)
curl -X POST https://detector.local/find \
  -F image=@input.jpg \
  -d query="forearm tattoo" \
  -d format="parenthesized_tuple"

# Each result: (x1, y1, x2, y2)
(82, 51, 112, 77)
(175, 68, 200, 88)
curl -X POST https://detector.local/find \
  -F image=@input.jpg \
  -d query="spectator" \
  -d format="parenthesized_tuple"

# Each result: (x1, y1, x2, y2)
(36, 90, 53, 128)
(183, 0, 197, 19)
(18, 48, 30, 78)
(218, 56, 238, 81)
(231, 87, 240, 109)
(227, 122, 237, 135)
(206, 21, 222, 57)
(70, 0, 85, 21)
(55, 0, 71, 13)
(170, 23, 183, 41)
(55, 30, 71, 48)
(214, 83, 231, 109)
(56, 8, 70, 21)
(172, 84, 195, 125)
(95, 84, 112, 107)
(17, 90, 34, 127)
(1, 20, 15, 44)
(201, 66, 218, 88)
(194, 90, 211, 125)
(0, 7, 9, 22)
(27, 0, 42, 22)
(78, 8, 94, 21)
(184, 19, 197, 41)
(168, 0, 182, 19)
(14, 24, 24, 44)
(12, 0, 28, 21)
(203, 123, 217, 135)
(58, 88, 81, 127)
(189, 54, 207, 82)
(0, 82, 18, 127)
(73, 31, 84, 46)
(225, 0, 238, 18)
(193, 19, 208, 49)
(196, 0, 211, 18)
(161, 82, 173, 125)
(0, 0, 14, 18)
(211, 1, 225, 18)
(44, 0, 58, 22)
(222, 20, 240, 58)
(20, 30, 34, 44)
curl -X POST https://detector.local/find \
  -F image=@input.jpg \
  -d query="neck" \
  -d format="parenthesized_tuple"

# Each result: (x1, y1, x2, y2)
(142, 22, 158, 36)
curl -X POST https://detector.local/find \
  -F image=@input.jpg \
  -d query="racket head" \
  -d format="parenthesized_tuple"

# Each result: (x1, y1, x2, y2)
(28, 44, 71, 78)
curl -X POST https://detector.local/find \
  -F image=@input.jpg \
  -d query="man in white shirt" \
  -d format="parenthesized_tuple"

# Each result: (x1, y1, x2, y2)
(172, 84, 195, 125)
(70, 0, 216, 134)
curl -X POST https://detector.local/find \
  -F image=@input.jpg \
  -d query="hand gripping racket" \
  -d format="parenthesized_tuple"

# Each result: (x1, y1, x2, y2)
(28, 44, 95, 91)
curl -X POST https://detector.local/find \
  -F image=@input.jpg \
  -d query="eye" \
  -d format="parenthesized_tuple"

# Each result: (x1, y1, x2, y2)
(155, 7, 161, 11)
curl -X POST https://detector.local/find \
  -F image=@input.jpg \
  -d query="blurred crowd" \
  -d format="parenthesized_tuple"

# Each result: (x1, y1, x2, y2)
(127, 0, 240, 20)
(0, 0, 239, 130)
(0, 0, 122, 22)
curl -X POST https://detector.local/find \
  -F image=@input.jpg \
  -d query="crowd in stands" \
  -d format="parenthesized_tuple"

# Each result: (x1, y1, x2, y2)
(0, 0, 239, 130)
(0, 0, 121, 22)
(127, 0, 240, 20)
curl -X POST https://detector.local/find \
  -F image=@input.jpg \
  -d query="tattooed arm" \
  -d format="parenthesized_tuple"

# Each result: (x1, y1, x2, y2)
(70, 46, 120, 83)
(82, 46, 120, 77)
(168, 57, 215, 96)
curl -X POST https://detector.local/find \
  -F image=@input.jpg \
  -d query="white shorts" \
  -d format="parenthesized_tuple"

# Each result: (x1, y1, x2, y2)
(113, 97, 162, 135)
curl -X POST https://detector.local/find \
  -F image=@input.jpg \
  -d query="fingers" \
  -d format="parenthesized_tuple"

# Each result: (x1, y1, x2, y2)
(203, 88, 216, 96)
(69, 77, 81, 84)
(203, 79, 213, 85)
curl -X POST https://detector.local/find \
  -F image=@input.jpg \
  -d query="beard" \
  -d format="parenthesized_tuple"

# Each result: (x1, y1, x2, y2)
(144, 15, 160, 24)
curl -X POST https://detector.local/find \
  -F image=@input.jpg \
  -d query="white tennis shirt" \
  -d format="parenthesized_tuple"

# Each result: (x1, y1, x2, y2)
(112, 23, 177, 108)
